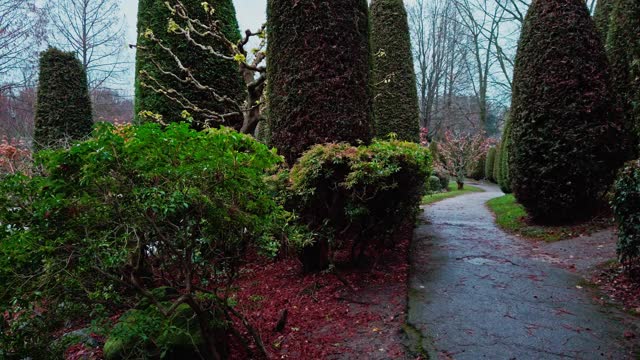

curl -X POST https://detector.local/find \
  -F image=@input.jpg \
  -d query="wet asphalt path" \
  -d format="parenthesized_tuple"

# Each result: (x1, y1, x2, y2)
(408, 183, 639, 359)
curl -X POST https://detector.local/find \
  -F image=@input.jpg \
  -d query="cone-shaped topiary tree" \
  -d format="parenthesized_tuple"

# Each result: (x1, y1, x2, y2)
(593, 0, 613, 39)
(606, 0, 640, 155)
(267, 0, 372, 165)
(484, 147, 497, 182)
(510, 0, 624, 223)
(498, 118, 513, 193)
(370, 0, 420, 142)
(134, 0, 246, 126)
(34, 48, 93, 149)
(493, 144, 501, 184)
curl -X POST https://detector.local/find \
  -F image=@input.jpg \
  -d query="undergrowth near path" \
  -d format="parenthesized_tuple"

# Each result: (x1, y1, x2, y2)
(487, 195, 613, 242)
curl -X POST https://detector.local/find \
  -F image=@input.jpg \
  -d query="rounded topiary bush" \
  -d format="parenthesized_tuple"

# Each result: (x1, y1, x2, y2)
(427, 175, 442, 193)
(370, 0, 420, 142)
(509, 0, 624, 223)
(289, 140, 431, 271)
(267, 0, 372, 165)
(34, 47, 93, 149)
(135, 0, 246, 127)
(484, 147, 497, 182)
(612, 159, 640, 267)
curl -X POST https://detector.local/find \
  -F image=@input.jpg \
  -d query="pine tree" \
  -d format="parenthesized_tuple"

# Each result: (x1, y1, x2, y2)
(134, 0, 245, 126)
(370, 0, 420, 142)
(510, 0, 623, 223)
(606, 0, 640, 154)
(34, 48, 93, 149)
(267, 0, 372, 165)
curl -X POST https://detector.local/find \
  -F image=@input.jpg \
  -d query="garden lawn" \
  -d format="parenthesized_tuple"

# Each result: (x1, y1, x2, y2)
(421, 181, 483, 205)
(487, 194, 614, 242)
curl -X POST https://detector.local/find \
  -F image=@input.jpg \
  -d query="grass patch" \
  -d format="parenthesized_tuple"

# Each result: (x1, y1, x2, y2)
(487, 194, 613, 242)
(421, 181, 483, 205)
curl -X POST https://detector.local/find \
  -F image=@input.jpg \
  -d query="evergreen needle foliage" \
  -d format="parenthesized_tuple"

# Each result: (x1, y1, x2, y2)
(267, 0, 372, 165)
(370, 0, 420, 142)
(134, 0, 246, 126)
(34, 47, 93, 149)
(510, 0, 624, 223)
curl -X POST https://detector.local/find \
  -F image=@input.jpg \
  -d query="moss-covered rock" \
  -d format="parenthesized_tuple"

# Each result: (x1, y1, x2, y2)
(134, 0, 245, 127)
(267, 0, 372, 165)
(370, 0, 420, 142)
(510, 0, 624, 223)
(34, 48, 93, 149)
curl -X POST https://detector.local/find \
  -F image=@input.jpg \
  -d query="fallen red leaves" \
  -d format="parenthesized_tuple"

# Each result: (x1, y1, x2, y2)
(230, 227, 412, 359)
(593, 263, 640, 315)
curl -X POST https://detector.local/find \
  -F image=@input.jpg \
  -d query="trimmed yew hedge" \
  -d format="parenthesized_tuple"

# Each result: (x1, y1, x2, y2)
(267, 0, 372, 165)
(510, 0, 624, 223)
(612, 160, 640, 267)
(134, 0, 245, 126)
(370, 0, 420, 142)
(34, 48, 93, 149)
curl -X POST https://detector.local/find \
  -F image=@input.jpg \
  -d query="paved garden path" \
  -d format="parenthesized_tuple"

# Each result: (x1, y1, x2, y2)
(408, 183, 639, 359)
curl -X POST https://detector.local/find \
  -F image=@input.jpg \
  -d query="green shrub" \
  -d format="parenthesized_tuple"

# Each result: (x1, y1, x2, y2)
(267, 0, 372, 165)
(427, 175, 442, 193)
(612, 159, 640, 267)
(484, 147, 497, 182)
(288, 140, 431, 272)
(34, 47, 93, 149)
(606, 0, 640, 157)
(370, 0, 420, 142)
(510, 0, 624, 223)
(468, 153, 486, 180)
(433, 167, 450, 190)
(135, 0, 246, 126)
(493, 144, 501, 185)
(0, 123, 293, 358)
(499, 119, 513, 193)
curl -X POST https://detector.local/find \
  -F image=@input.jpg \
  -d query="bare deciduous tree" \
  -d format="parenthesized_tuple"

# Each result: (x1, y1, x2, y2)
(47, 0, 128, 90)
(0, 0, 45, 91)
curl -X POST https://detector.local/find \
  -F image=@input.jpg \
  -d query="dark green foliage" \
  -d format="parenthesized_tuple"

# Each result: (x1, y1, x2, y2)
(433, 167, 450, 190)
(469, 153, 486, 180)
(429, 141, 440, 164)
(370, 0, 420, 142)
(594, 0, 613, 39)
(510, 0, 623, 223)
(484, 147, 497, 182)
(499, 119, 513, 193)
(606, 0, 640, 155)
(493, 144, 501, 184)
(612, 159, 640, 267)
(34, 48, 93, 149)
(134, 0, 245, 126)
(0, 123, 293, 357)
(288, 140, 431, 272)
(427, 175, 442, 193)
(267, 0, 372, 165)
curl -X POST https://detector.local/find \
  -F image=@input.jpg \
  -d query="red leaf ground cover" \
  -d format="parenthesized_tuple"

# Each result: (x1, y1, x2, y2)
(593, 263, 640, 316)
(230, 227, 413, 359)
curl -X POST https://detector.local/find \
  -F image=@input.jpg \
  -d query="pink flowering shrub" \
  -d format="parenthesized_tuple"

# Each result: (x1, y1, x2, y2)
(435, 130, 492, 189)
